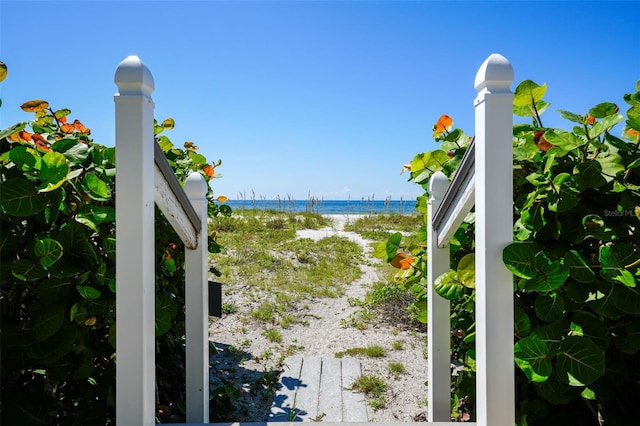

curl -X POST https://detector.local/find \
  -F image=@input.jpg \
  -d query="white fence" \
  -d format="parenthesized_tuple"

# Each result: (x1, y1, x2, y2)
(113, 53, 514, 426)
(114, 55, 210, 425)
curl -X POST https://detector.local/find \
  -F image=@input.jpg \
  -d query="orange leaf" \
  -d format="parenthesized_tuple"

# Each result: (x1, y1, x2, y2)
(8, 132, 21, 142)
(390, 253, 415, 270)
(433, 114, 453, 137)
(72, 119, 90, 134)
(18, 130, 33, 141)
(32, 133, 51, 152)
(534, 131, 555, 152)
(202, 164, 215, 178)
(20, 99, 49, 113)
(59, 116, 67, 124)
(587, 115, 596, 124)
(217, 195, 228, 203)
(61, 123, 74, 133)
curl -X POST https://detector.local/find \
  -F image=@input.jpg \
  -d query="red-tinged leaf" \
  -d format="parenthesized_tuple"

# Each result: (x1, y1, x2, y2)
(72, 120, 90, 134)
(18, 130, 32, 141)
(32, 133, 51, 152)
(534, 131, 555, 152)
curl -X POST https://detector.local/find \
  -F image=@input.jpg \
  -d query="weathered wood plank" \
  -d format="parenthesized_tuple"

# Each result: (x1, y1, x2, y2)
(318, 358, 343, 421)
(294, 357, 321, 421)
(268, 355, 303, 421)
(340, 357, 368, 422)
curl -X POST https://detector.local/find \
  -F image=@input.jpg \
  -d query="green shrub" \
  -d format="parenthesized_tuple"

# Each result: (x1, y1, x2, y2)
(382, 79, 640, 424)
(0, 96, 230, 424)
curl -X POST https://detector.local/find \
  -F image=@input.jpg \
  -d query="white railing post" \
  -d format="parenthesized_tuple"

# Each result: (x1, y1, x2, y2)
(427, 171, 452, 422)
(473, 53, 514, 426)
(114, 55, 156, 426)
(184, 172, 210, 423)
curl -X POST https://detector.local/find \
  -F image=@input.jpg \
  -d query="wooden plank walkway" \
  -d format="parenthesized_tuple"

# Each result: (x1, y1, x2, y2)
(268, 355, 368, 422)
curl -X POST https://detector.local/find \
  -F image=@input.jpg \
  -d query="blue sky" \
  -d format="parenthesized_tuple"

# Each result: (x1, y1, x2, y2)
(1, 1, 638, 201)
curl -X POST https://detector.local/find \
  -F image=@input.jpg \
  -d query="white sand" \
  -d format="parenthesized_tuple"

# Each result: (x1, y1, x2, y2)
(209, 214, 428, 422)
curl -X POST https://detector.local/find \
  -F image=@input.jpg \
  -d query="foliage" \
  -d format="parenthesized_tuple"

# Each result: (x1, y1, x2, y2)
(382, 78, 640, 424)
(0, 86, 230, 423)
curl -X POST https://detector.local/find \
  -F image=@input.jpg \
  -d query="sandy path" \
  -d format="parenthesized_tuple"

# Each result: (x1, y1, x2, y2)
(209, 214, 428, 422)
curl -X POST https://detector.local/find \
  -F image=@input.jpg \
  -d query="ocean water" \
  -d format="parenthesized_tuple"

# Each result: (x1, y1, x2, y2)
(224, 199, 418, 215)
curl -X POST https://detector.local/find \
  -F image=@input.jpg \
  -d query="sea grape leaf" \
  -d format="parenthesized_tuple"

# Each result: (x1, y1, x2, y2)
(596, 152, 625, 180)
(11, 259, 47, 281)
(557, 110, 586, 125)
(548, 173, 580, 213)
(570, 311, 610, 351)
(82, 172, 111, 201)
(589, 102, 619, 118)
(565, 250, 595, 283)
(589, 114, 624, 139)
(515, 306, 532, 337)
(0, 178, 47, 216)
(556, 336, 605, 386)
(543, 129, 585, 151)
(599, 245, 636, 287)
(535, 293, 565, 321)
(76, 285, 101, 299)
(33, 237, 63, 268)
(514, 335, 552, 383)
(574, 161, 607, 188)
(503, 242, 538, 279)
(434, 271, 463, 300)
(32, 303, 65, 341)
(38, 151, 69, 192)
(52, 138, 90, 166)
(457, 253, 475, 288)
(513, 80, 548, 106)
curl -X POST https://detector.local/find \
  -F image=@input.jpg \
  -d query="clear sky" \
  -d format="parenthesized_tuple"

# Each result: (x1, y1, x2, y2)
(1, 1, 638, 201)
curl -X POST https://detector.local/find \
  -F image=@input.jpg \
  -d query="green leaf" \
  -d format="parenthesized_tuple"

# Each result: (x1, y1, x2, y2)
(523, 255, 569, 292)
(0, 122, 26, 140)
(613, 318, 640, 354)
(589, 114, 624, 139)
(515, 306, 532, 337)
(76, 285, 101, 299)
(503, 242, 538, 279)
(543, 130, 585, 151)
(589, 102, 619, 118)
(535, 372, 581, 404)
(535, 293, 565, 321)
(548, 173, 580, 213)
(188, 152, 207, 166)
(156, 294, 179, 336)
(82, 172, 111, 201)
(32, 303, 65, 341)
(557, 110, 586, 125)
(11, 259, 47, 281)
(574, 161, 607, 188)
(521, 203, 546, 231)
(457, 253, 475, 288)
(599, 245, 636, 287)
(596, 152, 625, 180)
(514, 335, 552, 383)
(570, 311, 610, 351)
(514, 100, 550, 118)
(0, 178, 47, 216)
(36, 279, 71, 302)
(556, 336, 605, 386)
(9, 146, 41, 175)
(52, 138, 90, 166)
(75, 205, 115, 232)
(565, 250, 595, 283)
(434, 271, 463, 300)
(385, 232, 402, 262)
(33, 237, 63, 268)
(514, 80, 548, 106)
(531, 321, 567, 355)
(38, 151, 69, 192)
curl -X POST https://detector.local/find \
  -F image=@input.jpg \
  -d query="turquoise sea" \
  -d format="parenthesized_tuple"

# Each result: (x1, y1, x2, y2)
(225, 199, 417, 215)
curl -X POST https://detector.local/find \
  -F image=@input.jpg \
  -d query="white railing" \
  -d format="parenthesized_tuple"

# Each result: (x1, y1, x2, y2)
(114, 55, 210, 425)
(427, 53, 515, 426)
(113, 53, 514, 426)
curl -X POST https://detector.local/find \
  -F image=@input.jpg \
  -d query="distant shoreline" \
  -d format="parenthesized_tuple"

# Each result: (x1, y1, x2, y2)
(224, 199, 417, 215)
